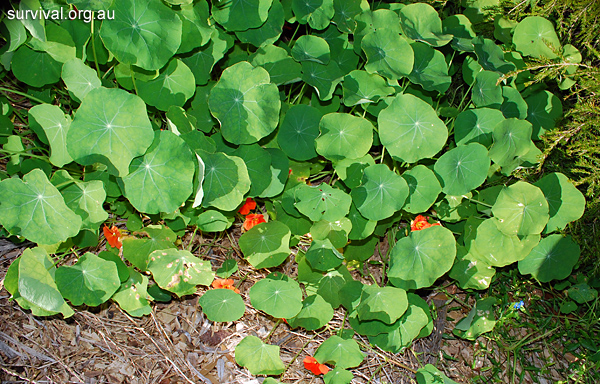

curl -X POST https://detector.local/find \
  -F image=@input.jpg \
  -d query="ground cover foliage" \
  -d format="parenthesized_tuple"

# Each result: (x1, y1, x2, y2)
(0, 0, 598, 382)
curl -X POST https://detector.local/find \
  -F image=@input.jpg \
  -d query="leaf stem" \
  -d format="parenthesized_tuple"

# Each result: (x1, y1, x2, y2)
(0, 149, 50, 160)
(278, 333, 317, 378)
(186, 225, 199, 252)
(90, 18, 101, 77)
(465, 197, 493, 208)
(130, 65, 139, 95)
(264, 318, 282, 342)
(0, 87, 46, 105)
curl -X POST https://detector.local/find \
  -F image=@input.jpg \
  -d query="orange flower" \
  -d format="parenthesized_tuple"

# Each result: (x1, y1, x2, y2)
(243, 213, 266, 231)
(303, 356, 329, 375)
(410, 215, 441, 231)
(212, 278, 240, 294)
(103, 225, 122, 249)
(238, 198, 256, 215)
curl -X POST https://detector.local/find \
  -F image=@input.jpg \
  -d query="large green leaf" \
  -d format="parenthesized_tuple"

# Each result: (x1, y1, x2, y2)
(249, 278, 303, 319)
(198, 289, 245, 322)
(316, 113, 373, 161)
(99, 0, 181, 70)
(232, 144, 272, 197)
(416, 364, 459, 384)
(235, 336, 285, 375)
(449, 248, 496, 290)
(525, 90, 563, 140)
(314, 336, 364, 369)
(291, 35, 330, 64)
(367, 304, 429, 353)
(213, 0, 273, 32)
(182, 28, 232, 86)
(239, 221, 291, 269)
(251, 44, 303, 85)
(513, 16, 561, 59)
(453, 297, 497, 340)
(67, 87, 154, 177)
(122, 225, 177, 271)
(332, 0, 362, 33)
(501, 86, 528, 119)
(408, 42, 451, 94)
(342, 70, 394, 106)
(472, 70, 503, 107)
(472, 37, 516, 74)
(11, 45, 62, 87)
(5, 247, 74, 318)
(357, 285, 408, 324)
(28, 104, 73, 167)
(305, 239, 344, 271)
(534, 173, 585, 233)
(292, 0, 335, 30)
(488, 118, 534, 168)
(201, 152, 251, 211)
(454, 108, 505, 147)
(301, 60, 344, 101)
(362, 28, 414, 80)
(61, 58, 102, 102)
(122, 131, 195, 214)
(434, 143, 490, 196)
(0, 169, 81, 245)
(235, 0, 284, 48)
(399, 3, 452, 47)
(351, 164, 409, 221)
(112, 268, 152, 317)
(51, 170, 108, 230)
(55, 252, 120, 306)
(294, 183, 352, 222)
(378, 94, 448, 163)
(518, 235, 580, 283)
(209, 61, 281, 144)
(147, 249, 213, 297)
(176, 1, 213, 54)
(388, 225, 457, 290)
(491, 181, 549, 236)
(401, 165, 442, 214)
(136, 59, 196, 111)
(277, 104, 322, 161)
(287, 294, 334, 330)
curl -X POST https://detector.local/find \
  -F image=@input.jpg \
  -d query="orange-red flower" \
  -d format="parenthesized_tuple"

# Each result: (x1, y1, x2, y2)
(243, 213, 266, 231)
(303, 356, 329, 375)
(410, 215, 441, 231)
(238, 197, 256, 215)
(212, 278, 240, 294)
(103, 225, 122, 249)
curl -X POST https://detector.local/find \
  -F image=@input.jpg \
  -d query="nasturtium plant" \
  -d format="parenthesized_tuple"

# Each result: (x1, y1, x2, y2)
(0, 1, 588, 379)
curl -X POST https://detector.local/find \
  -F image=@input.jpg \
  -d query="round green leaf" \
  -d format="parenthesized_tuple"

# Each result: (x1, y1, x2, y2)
(147, 249, 214, 297)
(277, 104, 322, 161)
(122, 131, 194, 214)
(194, 209, 234, 232)
(513, 16, 561, 59)
(332, 0, 362, 33)
(311, 218, 351, 249)
(368, 304, 429, 353)
(492, 181, 549, 236)
(216, 259, 238, 278)
(294, 183, 352, 222)
(518, 235, 580, 282)
(347, 202, 376, 241)
(201, 152, 251, 211)
(176, 1, 213, 54)
(315, 113, 373, 161)
(388, 225, 457, 290)
(488, 118, 534, 168)
(136, 59, 196, 111)
(501, 86, 528, 119)
(209, 61, 281, 145)
(99, 0, 182, 70)
(434, 143, 490, 196)
(61, 58, 102, 102)
(354, 9, 401, 55)
(287, 294, 334, 330)
(259, 148, 289, 198)
(453, 297, 496, 340)
(56, 252, 120, 307)
(408, 42, 451, 94)
(534, 173, 585, 233)
(235, 0, 284, 48)
(417, 364, 460, 384)
(351, 164, 409, 221)
(378, 93, 448, 163)
(305, 239, 344, 271)
(213, 0, 272, 32)
(239, 221, 291, 269)
(0, 169, 81, 245)
(235, 335, 285, 376)
(301, 60, 344, 101)
(12, 45, 62, 87)
(525, 90, 563, 140)
(324, 368, 354, 384)
(291, 35, 330, 64)
(232, 144, 272, 197)
(401, 165, 442, 214)
(112, 268, 152, 317)
(182, 28, 232, 86)
(362, 28, 414, 80)
(251, 44, 303, 86)
(122, 225, 177, 272)
(469, 218, 539, 267)
(198, 289, 245, 322)
(399, 3, 452, 47)
(314, 335, 364, 369)
(449, 248, 496, 290)
(292, 0, 335, 30)
(342, 70, 395, 106)
(472, 70, 503, 107)
(67, 87, 154, 177)
(472, 37, 517, 74)
(443, 14, 476, 52)
(249, 278, 303, 319)
(568, 284, 598, 304)
(357, 285, 408, 324)
(28, 104, 73, 167)
(334, 154, 375, 189)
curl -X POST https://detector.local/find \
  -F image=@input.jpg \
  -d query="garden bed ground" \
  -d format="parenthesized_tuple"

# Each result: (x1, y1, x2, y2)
(0, 232, 576, 384)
